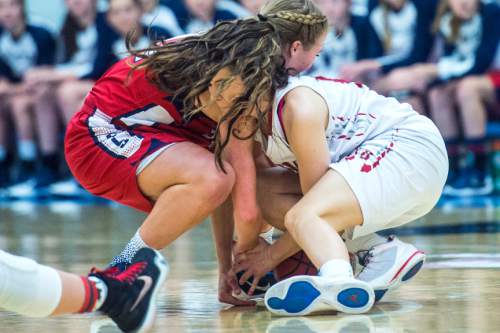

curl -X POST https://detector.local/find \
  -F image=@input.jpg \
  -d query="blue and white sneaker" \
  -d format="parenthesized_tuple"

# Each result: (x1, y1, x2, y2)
(355, 236, 425, 302)
(264, 275, 374, 316)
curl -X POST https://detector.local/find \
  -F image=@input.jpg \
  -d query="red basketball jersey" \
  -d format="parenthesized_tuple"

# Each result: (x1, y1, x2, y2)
(85, 55, 216, 148)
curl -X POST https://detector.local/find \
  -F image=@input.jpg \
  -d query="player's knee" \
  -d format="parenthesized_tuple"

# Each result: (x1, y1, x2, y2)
(284, 205, 315, 234)
(428, 86, 444, 104)
(198, 162, 234, 205)
(32, 83, 53, 102)
(56, 82, 74, 104)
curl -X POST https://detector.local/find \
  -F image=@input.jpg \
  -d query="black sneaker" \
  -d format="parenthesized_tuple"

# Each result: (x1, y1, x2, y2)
(90, 248, 169, 333)
(0, 163, 10, 189)
(444, 168, 493, 197)
(235, 270, 276, 300)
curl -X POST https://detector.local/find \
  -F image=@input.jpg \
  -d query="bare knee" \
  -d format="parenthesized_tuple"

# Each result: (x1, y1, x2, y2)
(456, 77, 480, 104)
(31, 83, 56, 111)
(284, 205, 316, 236)
(196, 161, 235, 206)
(9, 96, 31, 116)
(56, 81, 87, 105)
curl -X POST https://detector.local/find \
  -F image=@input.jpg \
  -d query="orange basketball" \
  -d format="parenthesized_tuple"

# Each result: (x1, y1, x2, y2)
(274, 250, 318, 280)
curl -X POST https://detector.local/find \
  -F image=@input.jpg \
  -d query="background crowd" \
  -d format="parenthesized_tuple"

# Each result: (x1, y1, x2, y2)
(0, 0, 499, 201)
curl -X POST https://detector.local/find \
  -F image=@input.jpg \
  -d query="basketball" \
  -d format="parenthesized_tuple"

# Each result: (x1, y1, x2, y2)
(274, 250, 318, 281)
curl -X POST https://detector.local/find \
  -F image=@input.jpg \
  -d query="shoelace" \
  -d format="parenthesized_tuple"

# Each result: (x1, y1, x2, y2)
(115, 261, 148, 284)
(357, 249, 374, 267)
(90, 262, 148, 284)
(356, 235, 395, 268)
(90, 266, 121, 277)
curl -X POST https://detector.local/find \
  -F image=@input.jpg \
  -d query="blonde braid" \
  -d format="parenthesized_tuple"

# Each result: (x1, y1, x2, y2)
(270, 11, 327, 26)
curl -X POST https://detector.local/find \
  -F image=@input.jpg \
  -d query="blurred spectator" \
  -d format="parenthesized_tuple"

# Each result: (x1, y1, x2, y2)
(0, 0, 56, 189)
(218, 0, 250, 17)
(106, 0, 172, 56)
(443, 68, 500, 196)
(161, 0, 239, 34)
(140, 0, 183, 36)
(309, 0, 372, 77)
(339, 0, 438, 92)
(238, 0, 266, 15)
(427, 0, 500, 196)
(8, 0, 111, 198)
(351, 0, 369, 16)
(18, 0, 172, 196)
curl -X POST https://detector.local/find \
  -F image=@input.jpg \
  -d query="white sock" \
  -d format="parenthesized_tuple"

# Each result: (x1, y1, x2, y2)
(110, 229, 148, 266)
(259, 227, 274, 244)
(319, 259, 354, 279)
(344, 233, 387, 253)
(0, 250, 62, 317)
(17, 140, 36, 161)
(88, 276, 108, 311)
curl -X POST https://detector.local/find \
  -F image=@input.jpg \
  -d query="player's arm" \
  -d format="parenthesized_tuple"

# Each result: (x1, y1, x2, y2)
(237, 88, 332, 271)
(220, 119, 263, 255)
(283, 87, 331, 194)
(211, 69, 264, 255)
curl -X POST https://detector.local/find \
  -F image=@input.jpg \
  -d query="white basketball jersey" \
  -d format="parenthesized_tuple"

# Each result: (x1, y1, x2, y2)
(262, 76, 418, 167)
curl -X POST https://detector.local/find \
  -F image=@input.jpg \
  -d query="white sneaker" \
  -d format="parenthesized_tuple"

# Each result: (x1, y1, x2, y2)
(48, 178, 87, 197)
(355, 236, 425, 302)
(264, 275, 374, 316)
(5, 178, 37, 199)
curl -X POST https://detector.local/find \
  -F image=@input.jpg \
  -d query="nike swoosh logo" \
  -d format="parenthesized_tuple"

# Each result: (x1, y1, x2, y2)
(256, 281, 272, 291)
(130, 276, 153, 312)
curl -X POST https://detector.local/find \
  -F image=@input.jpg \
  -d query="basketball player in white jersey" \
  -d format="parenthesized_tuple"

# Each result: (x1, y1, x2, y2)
(236, 75, 447, 315)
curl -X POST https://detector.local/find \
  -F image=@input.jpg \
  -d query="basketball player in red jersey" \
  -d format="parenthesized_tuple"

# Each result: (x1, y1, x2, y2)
(64, 0, 328, 308)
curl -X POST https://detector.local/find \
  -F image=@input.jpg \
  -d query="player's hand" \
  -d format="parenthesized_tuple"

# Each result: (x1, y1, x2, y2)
(218, 269, 256, 306)
(233, 239, 275, 296)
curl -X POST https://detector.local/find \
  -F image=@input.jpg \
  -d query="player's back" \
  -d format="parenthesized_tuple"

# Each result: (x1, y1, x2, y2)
(83, 56, 215, 144)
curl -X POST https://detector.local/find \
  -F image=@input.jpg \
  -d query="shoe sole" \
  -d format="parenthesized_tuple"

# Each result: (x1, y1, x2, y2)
(135, 250, 169, 333)
(374, 250, 425, 302)
(264, 275, 374, 316)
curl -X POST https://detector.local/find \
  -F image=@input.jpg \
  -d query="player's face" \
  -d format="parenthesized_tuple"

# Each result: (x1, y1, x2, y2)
(108, 0, 142, 36)
(284, 30, 328, 74)
(184, 0, 215, 20)
(449, 0, 478, 20)
(209, 68, 246, 114)
(240, 0, 266, 15)
(65, 0, 96, 18)
(0, 0, 24, 31)
(315, 0, 351, 25)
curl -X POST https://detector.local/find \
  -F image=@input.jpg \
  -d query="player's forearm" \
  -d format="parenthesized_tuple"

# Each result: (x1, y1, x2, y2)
(233, 207, 262, 254)
(211, 201, 235, 272)
(269, 232, 301, 266)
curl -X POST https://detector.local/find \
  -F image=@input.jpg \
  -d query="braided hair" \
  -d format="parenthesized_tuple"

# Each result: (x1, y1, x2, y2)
(261, 0, 328, 50)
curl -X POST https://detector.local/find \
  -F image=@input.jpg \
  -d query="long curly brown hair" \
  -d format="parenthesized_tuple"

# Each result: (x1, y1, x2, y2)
(128, 0, 327, 169)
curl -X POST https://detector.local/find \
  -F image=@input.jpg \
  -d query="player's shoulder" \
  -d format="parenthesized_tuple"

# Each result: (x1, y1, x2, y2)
(282, 82, 327, 124)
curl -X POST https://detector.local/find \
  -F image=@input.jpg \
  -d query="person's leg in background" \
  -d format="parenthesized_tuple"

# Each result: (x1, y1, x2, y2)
(9, 92, 37, 184)
(453, 75, 498, 195)
(428, 82, 462, 195)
